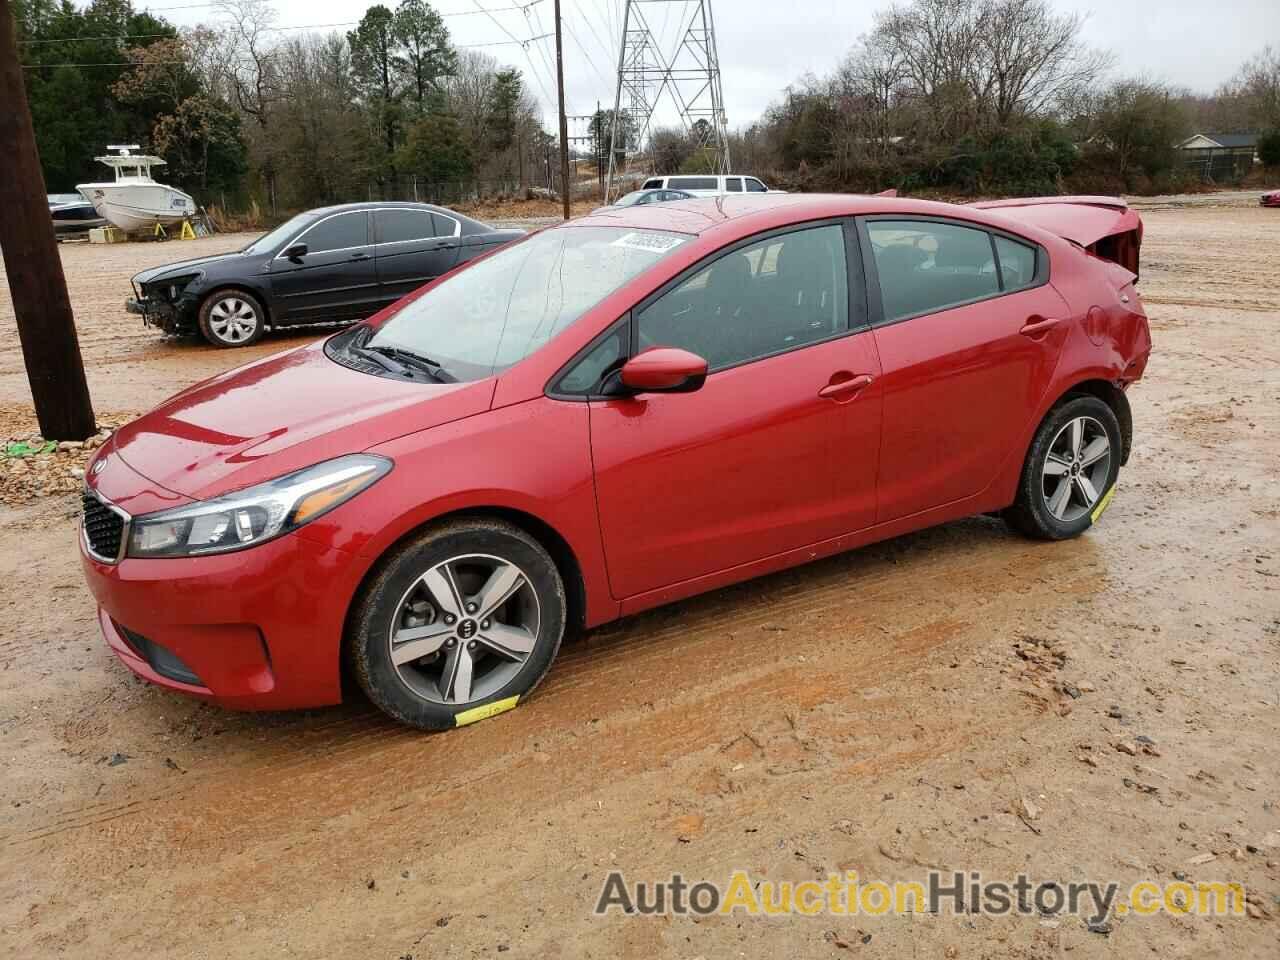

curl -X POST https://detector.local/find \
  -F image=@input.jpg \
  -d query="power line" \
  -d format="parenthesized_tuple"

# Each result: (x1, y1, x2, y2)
(21, 34, 551, 67)
(20, 2, 549, 44)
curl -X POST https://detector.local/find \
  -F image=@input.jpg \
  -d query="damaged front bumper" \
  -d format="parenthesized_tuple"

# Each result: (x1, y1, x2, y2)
(127, 281, 199, 335)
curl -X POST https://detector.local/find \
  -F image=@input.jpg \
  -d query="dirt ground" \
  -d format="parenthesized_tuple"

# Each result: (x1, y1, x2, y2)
(0, 194, 1277, 958)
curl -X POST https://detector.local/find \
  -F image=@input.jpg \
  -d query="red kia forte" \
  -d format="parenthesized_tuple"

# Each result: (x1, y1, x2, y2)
(80, 194, 1151, 730)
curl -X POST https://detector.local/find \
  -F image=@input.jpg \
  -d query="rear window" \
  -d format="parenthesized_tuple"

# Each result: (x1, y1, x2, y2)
(725, 177, 743, 192)
(669, 177, 718, 191)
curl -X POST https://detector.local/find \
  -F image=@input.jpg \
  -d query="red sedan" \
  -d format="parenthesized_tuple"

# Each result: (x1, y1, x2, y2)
(1262, 190, 1280, 207)
(80, 194, 1151, 730)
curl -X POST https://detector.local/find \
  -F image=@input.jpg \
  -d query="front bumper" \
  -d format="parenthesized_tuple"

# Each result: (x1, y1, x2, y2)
(80, 450, 364, 710)
(81, 529, 359, 710)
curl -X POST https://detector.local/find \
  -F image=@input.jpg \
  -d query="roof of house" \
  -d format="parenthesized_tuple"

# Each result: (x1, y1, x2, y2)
(1180, 132, 1258, 149)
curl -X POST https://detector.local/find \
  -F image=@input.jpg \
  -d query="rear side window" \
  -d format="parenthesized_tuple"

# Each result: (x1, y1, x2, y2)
(867, 220, 998, 322)
(300, 212, 368, 253)
(375, 209, 436, 244)
(643, 179, 663, 189)
(744, 178, 767, 193)
(995, 235, 1037, 291)
(669, 177, 718, 191)
(725, 177, 743, 192)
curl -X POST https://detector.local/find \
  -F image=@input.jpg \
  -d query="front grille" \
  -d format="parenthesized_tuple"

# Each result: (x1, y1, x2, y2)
(82, 491, 126, 561)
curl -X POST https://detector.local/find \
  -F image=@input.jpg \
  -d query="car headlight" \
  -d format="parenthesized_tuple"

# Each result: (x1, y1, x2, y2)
(126, 454, 391, 559)
(147, 272, 202, 301)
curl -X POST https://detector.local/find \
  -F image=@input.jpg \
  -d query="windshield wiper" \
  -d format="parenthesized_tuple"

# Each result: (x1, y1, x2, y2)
(364, 345, 457, 383)
(348, 344, 416, 378)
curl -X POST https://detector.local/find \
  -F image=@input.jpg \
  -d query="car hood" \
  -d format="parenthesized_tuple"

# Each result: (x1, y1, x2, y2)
(112, 337, 495, 500)
(132, 251, 255, 285)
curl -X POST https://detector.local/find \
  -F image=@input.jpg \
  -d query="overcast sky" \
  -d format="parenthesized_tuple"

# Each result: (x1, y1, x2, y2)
(155, 0, 1280, 131)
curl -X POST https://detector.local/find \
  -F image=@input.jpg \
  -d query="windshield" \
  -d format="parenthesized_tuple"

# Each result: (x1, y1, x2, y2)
(241, 213, 317, 255)
(615, 191, 645, 207)
(368, 226, 690, 381)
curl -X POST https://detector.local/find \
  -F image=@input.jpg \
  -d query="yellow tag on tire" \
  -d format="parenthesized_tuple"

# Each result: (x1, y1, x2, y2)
(454, 694, 520, 727)
(1090, 484, 1116, 523)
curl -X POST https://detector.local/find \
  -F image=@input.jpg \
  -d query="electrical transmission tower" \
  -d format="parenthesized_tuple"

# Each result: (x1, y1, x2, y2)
(604, 0, 730, 201)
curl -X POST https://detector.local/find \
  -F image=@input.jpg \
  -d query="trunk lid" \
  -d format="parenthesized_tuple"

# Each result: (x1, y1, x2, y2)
(969, 196, 1143, 279)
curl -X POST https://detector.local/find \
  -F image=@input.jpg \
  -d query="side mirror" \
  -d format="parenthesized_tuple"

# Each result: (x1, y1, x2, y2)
(283, 242, 308, 260)
(614, 347, 708, 395)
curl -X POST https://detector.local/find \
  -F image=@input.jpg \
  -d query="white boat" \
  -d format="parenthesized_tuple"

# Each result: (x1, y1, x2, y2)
(76, 145, 195, 233)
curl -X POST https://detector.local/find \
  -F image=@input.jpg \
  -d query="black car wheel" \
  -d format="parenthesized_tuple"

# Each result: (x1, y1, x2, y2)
(198, 290, 266, 347)
(349, 518, 566, 731)
(1004, 395, 1122, 540)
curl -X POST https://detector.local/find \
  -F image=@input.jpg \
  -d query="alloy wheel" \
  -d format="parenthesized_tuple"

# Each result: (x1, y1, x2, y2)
(208, 297, 260, 343)
(387, 553, 541, 705)
(1041, 415, 1111, 523)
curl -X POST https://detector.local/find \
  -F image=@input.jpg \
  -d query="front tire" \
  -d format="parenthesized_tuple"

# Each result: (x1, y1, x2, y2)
(349, 519, 566, 731)
(198, 289, 266, 347)
(1004, 395, 1122, 541)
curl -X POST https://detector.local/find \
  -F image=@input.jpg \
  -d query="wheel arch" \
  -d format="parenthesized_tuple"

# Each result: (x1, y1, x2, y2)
(339, 505, 589, 695)
(1052, 377, 1133, 465)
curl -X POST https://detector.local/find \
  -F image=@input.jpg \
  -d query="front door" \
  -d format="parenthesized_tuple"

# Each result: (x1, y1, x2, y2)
(589, 222, 883, 599)
(373, 208, 462, 306)
(270, 210, 378, 323)
(862, 217, 1071, 522)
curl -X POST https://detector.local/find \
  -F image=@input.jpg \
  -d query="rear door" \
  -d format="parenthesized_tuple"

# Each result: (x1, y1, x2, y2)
(269, 210, 378, 323)
(373, 208, 462, 305)
(861, 217, 1070, 522)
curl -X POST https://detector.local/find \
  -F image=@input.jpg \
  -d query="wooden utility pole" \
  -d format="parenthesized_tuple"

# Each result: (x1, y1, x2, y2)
(553, 0, 571, 221)
(0, 0, 96, 440)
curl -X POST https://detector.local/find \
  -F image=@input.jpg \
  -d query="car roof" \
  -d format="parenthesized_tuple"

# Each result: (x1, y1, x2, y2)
(570, 193, 1016, 237)
(304, 200, 477, 222)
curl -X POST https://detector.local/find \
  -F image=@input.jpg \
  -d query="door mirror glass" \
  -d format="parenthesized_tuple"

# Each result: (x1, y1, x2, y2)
(616, 347, 707, 394)
(283, 242, 308, 260)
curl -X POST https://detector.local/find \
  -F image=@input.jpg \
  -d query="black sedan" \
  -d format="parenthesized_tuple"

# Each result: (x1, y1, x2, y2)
(127, 202, 526, 347)
(589, 188, 693, 215)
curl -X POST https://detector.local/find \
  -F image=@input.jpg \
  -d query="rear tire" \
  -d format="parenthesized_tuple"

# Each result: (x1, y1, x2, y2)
(349, 518, 565, 731)
(198, 289, 266, 347)
(1004, 395, 1122, 541)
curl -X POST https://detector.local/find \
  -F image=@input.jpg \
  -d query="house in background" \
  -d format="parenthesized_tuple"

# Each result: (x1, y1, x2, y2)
(1178, 133, 1259, 182)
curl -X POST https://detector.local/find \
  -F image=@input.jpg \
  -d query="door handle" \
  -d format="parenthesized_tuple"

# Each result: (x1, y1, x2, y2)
(818, 373, 874, 401)
(1019, 316, 1060, 338)
(350, 251, 370, 261)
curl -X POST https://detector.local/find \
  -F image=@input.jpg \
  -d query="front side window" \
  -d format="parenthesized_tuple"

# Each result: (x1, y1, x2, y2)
(744, 178, 767, 193)
(369, 226, 690, 381)
(636, 223, 848, 371)
(298, 212, 369, 254)
(867, 220, 998, 322)
(642, 179, 663, 189)
(555, 323, 627, 395)
(375, 209, 436, 244)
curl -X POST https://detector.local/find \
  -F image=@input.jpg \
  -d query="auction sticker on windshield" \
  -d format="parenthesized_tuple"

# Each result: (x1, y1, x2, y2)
(610, 231, 688, 254)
